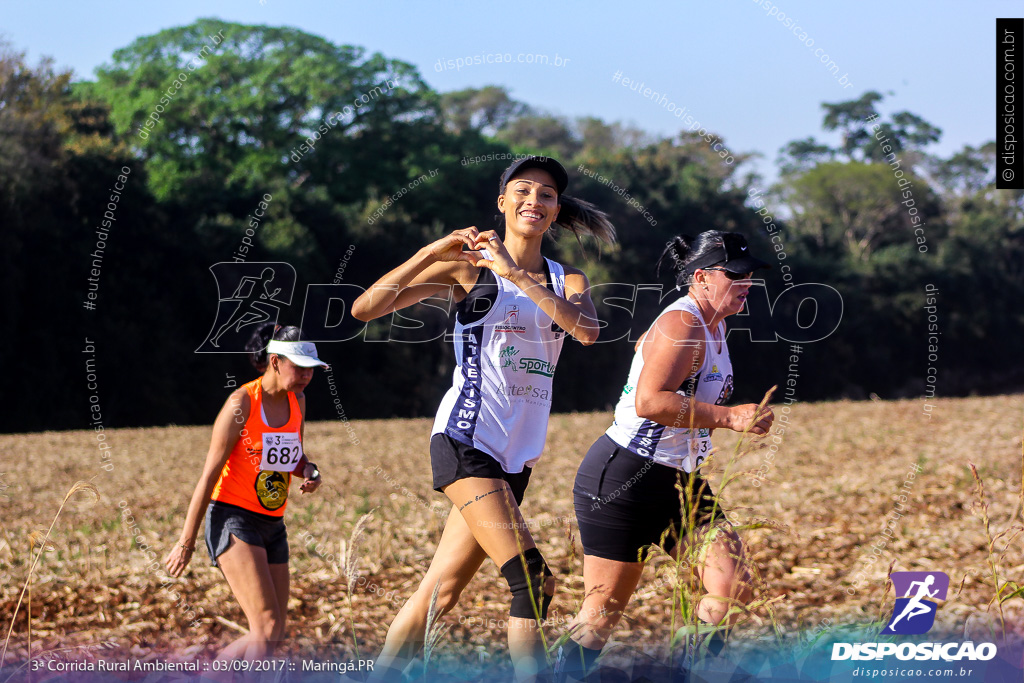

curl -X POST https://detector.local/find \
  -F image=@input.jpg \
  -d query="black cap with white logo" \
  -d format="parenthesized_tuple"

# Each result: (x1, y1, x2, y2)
(685, 232, 770, 275)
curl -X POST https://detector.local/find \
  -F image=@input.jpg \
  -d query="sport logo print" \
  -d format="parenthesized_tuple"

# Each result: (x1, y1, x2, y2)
(196, 262, 296, 352)
(884, 571, 949, 635)
(495, 304, 527, 333)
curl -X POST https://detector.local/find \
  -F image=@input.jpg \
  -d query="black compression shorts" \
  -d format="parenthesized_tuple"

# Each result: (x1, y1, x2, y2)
(573, 434, 727, 562)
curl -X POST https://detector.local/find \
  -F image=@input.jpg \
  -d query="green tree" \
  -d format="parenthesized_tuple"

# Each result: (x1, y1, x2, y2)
(779, 91, 942, 172)
(780, 161, 942, 260)
(0, 42, 75, 203)
(496, 113, 581, 160)
(439, 86, 528, 136)
(62, 20, 507, 422)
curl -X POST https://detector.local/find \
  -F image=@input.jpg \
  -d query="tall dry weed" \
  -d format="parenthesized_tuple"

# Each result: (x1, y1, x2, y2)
(336, 511, 375, 659)
(1, 481, 99, 670)
(665, 387, 779, 668)
(967, 427, 1024, 641)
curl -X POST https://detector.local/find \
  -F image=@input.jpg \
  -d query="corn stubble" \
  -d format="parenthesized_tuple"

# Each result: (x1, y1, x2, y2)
(0, 397, 1022, 670)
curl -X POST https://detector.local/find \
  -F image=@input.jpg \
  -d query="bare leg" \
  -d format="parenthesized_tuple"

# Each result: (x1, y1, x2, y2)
(214, 536, 286, 661)
(372, 478, 552, 683)
(566, 555, 645, 650)
(269, 563, 290, 644)
(688, 526, 752, 627)
(441, 478, 553, 683)
(373, 505, 488, 677)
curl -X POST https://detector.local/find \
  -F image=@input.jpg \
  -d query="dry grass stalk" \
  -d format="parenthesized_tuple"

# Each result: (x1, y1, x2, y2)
(337, 510, 375, 660)
(214, 615, 248, 635)
(1, 481, 99, 667)
(966, 458, 1024, 643)
(340, 511, 375, 594)
(665, 386, 778, 666)
(423, 579, 450, 677)
(968, 462, 1006, 639)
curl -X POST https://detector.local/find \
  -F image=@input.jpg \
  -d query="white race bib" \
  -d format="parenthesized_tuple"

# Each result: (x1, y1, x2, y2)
(260, 432, 303, 472)
(687, 429, 713, 471)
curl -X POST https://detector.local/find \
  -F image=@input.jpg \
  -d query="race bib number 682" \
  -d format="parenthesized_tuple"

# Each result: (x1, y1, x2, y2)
(261, 432, 303, 472)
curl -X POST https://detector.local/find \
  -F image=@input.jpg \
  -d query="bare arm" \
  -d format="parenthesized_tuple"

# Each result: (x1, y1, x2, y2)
(350, 228, 482, 321)
(164, 388, 249, 577)
(508, 266, 600, 345)
(633, 311, 773, 434)
(462, 230, 600, 345)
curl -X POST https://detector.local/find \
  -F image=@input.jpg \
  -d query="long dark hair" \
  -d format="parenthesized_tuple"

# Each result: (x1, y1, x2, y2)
(657, 231, 728, 291)
(550, 195, 617, 246)
(245, 323, 305, 373)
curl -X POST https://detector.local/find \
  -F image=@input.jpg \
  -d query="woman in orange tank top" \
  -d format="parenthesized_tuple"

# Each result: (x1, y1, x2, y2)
(164, 323, 326, 661)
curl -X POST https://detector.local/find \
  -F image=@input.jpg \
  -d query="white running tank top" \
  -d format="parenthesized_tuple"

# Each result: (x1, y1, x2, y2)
(605, 295, 733, 472)
(431, 254, 567, 473)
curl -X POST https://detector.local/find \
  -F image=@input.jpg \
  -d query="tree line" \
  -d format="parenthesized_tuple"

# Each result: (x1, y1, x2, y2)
(1, 18, 1021, 433)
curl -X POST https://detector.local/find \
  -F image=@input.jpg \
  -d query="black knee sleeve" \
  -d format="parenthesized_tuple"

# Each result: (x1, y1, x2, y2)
(500, 547, 554, 620)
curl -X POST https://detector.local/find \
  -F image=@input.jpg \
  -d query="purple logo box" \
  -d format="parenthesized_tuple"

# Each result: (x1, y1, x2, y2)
(891, 571, 949, 600)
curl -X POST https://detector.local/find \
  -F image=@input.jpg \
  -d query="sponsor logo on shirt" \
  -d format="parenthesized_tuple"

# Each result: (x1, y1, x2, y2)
(704, 363, 723, 383)
(717, 374, 733, 404)
(499, 345, 520, 368)
(495, 305, 527, 333)
(495, 382, 552, 403)
(255, 470, 289, 511)
(518, 358, 556, 377)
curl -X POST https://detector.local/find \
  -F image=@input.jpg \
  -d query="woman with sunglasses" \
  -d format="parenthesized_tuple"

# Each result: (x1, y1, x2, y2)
(352, 157, 615, 682)
(556, 231, 774, 681)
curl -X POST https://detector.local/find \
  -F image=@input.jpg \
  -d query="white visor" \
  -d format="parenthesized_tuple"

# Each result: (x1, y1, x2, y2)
(266, 340, 329, 369)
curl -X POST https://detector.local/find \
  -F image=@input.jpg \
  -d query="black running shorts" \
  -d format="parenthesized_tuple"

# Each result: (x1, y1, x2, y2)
(430, 433, 532, 505)
(205, 501, 289, 567)
(573, 434, 726, 563)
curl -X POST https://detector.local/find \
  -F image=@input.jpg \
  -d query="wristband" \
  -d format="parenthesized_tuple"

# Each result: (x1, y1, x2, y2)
(178, 542, 194, 552)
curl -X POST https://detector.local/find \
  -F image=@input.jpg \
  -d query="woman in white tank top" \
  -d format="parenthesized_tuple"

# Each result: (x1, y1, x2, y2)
(352, 157, 615, 682)
(556, 231, 775, 681)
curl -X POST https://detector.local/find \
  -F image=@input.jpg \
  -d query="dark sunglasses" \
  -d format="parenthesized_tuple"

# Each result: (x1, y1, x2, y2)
(703, 267, 753, 281)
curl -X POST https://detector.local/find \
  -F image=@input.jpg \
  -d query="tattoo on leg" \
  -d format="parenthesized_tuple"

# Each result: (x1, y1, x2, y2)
(458, 486, 507, 512)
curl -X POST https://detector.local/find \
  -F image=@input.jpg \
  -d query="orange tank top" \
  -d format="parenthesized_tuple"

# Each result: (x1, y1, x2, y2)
(211, 378, 303, 516)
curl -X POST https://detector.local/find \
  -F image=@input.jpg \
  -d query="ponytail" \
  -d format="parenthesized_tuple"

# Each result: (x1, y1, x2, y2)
(246, 323, 306, 373)
(657, 230, 727, 290)
(657, 235, 695, 290)
(553, 195, 617, 245)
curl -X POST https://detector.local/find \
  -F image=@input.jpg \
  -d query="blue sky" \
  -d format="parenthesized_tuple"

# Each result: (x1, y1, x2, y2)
(1, 0, 1009, 184)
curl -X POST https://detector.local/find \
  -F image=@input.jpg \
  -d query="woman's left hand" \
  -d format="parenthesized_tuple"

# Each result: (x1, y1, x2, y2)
(299, 462, 322, 494)
(164, 543, 194, 578)
(464, 231, 522, 281)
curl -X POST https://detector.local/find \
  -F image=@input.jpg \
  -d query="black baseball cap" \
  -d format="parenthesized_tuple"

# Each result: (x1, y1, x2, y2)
(499, 156, 568, 195)
(685, 232, 770, 274)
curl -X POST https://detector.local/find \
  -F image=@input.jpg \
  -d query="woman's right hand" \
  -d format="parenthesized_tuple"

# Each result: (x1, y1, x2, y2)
(426, 227, 482, 263)
(165, 542, 195, 578)
(728, 404, 774, 435)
